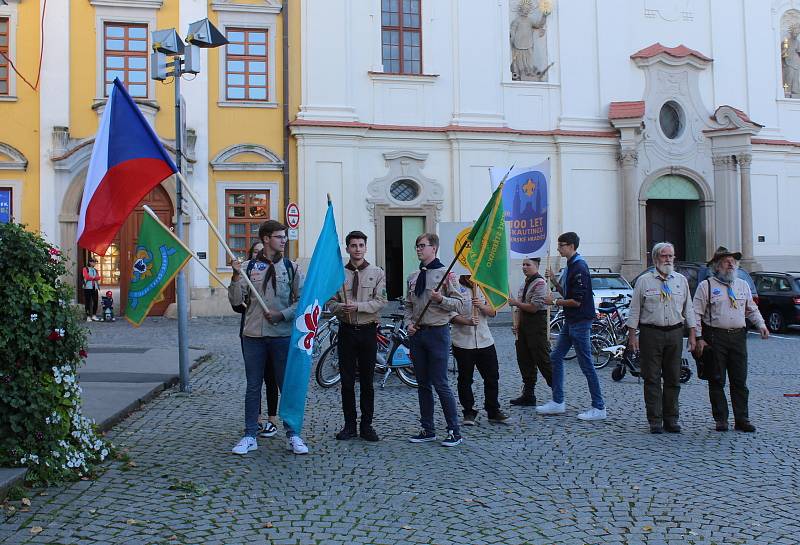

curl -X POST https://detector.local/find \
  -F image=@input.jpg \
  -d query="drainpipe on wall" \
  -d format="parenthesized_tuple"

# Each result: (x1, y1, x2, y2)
(282, 0, 291, 258)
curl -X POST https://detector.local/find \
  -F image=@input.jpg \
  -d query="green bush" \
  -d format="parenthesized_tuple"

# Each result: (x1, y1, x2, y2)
(0, 222, 110, 485)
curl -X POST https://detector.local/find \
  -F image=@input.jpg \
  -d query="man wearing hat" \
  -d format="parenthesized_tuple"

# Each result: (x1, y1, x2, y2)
(693, 246, 769, 432)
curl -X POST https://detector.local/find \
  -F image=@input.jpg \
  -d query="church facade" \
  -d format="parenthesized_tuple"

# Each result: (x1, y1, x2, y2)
(292, 0, 800, 289)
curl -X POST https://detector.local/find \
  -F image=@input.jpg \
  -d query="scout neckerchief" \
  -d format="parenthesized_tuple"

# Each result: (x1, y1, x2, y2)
(346, 260, 370, 298)
(713, 273, 738, 309)
(415, 258, 444, 297)
(656, 271, 672, 301)
(256, 250, 282, 292)
(522, 273, 543, 300)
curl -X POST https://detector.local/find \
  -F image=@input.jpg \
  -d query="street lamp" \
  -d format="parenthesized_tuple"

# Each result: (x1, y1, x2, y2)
(151, 18, 227, 393)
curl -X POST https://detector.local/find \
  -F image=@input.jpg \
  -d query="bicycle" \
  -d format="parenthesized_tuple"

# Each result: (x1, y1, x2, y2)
(315, 301, 417, 389)
(312, 313, 338, 361)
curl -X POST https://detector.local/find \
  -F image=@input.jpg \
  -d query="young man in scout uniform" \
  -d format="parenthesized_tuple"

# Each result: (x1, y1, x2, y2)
(229, 220, 308, 455)
(693, 247, 769, 432)
(508, 257, 553, 407)
(328, 230, 387, 441)
(626, 242, 696, 434)
(405, 233, 467, 447)
(450, 274, 509, 426)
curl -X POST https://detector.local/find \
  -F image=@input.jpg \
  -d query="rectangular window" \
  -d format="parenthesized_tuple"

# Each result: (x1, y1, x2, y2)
(381, 0, 421, 75)
(225, 189, 270, 262)
(225, 28, 268, 101)
(97, 238, 121, 286)
(104, 22, 148, 98)
(0, 187, 11, 223)
(0, 17, 9, 96)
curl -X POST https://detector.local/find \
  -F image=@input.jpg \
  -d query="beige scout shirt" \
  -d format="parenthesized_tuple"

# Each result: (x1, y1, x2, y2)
(328, 263, 388, 325)
(228, 258, 303, 338)
(450, 287, 494, 349)
(404, 268, 466, 326)
(516, 276, 549, 315)
(693, 276, 765, 336)
(626, 271, 696, 329)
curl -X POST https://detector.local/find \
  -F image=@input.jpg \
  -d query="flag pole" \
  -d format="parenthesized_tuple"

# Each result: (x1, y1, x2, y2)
(175, 172, 272, 315)
(414, 165, 514, 327)
(142, 206, 227, 289)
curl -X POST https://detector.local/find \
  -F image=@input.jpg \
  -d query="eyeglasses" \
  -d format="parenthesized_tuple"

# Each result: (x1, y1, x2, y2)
(415, 244, 431, 250)
(557, 242, 570, 248)
(270, 235, 288, 240)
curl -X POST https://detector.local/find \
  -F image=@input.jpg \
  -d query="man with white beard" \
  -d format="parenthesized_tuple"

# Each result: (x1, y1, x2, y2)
(693, 247, 769, 433)
(627, 242, 696, 434)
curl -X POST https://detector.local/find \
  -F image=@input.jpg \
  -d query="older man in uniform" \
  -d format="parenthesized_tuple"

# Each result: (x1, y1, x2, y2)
(693, 247, 769, 432)
(328, 230, 387, 442)
(627, 242, 696, 434)
(405, 233, 467, 447)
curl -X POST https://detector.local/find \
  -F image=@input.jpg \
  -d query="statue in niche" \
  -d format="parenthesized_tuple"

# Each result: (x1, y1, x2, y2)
(782, 22, 800, 98)
(510, 0, 553, 82)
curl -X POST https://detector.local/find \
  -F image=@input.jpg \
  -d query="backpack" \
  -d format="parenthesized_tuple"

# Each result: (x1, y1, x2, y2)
(231, 257, 296, 313)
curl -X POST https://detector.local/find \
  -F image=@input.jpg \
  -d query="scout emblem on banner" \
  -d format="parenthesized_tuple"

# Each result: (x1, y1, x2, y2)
(125, 213, 191, 326)
(490, 160, 550, 259)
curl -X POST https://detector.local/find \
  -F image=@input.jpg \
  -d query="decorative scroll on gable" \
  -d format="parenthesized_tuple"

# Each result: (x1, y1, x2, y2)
(210, 144, 284, 171)
(0, 142, 28, 171)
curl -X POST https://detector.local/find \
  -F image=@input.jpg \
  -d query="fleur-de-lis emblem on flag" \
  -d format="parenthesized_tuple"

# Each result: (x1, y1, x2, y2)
(295, 300, 321, 354)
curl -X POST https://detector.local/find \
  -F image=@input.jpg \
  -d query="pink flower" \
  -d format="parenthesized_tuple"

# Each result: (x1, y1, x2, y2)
(79, 349, 88, 358)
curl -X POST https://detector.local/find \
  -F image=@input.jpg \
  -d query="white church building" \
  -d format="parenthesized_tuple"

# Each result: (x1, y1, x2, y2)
(292, 0, 800, 296)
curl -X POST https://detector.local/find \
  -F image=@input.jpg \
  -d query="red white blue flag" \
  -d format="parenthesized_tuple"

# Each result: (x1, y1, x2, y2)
(78, 79, 177, 255)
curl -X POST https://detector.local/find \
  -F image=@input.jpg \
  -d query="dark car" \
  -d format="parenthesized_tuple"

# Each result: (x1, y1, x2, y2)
(751, 272, 800, 332)
(632, 261, 757, 299)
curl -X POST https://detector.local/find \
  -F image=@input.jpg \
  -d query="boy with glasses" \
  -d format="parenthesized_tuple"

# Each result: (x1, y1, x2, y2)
(229, 220, 308, 455)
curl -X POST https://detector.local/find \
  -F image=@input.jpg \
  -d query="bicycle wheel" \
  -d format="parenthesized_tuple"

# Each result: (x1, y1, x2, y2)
(312, 319, 337, 360)
(314, 343, 341, 388)
(549, 316, 577, 360)
(590, 334, 614, 370)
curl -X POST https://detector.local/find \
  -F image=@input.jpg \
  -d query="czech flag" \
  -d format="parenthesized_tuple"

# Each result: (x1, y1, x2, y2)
(77, 78, 177, 255)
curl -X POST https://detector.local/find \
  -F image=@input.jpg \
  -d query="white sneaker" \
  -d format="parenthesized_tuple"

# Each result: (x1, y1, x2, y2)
(231, 436, 257, 455)
(536, 400, 566, 415)
(287, 435, 309, 455)
(86, 317, 93, 322)
(577, 407, 607, 421)
(258, 421, 278, 438)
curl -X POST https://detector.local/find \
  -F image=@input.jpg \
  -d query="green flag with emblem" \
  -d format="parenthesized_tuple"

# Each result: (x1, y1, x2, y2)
(464, 182, 509, 310)
(125, 212, 191, 326)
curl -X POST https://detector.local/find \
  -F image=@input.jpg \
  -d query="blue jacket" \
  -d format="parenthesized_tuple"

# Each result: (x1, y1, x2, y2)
(561, 254, 595, 323)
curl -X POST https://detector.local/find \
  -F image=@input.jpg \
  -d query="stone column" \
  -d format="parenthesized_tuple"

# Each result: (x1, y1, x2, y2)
(711, 155, 734, 248)
(737, 153, 757, 269)
(619, 149, 641, 279)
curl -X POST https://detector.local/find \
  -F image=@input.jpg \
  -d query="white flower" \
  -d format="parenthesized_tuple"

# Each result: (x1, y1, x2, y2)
(101, 449, 108, 458)
(63, 391, 70, 398)
(30, 313, 38, 321)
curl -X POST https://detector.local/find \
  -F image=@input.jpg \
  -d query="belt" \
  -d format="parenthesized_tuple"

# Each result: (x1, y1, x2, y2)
(640, 323, 683, 332)
(339, 321, 377, 330)
(705, 324, 745, 334)
(416, 324, 448, 330)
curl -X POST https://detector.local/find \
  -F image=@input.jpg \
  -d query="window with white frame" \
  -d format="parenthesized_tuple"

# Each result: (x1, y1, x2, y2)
(103, 22, 148, 98)
(0, 17, 10, 96)
(225, 28, 269, 101)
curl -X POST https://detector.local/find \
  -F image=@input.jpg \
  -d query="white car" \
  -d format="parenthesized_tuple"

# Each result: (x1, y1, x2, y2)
(589, 269, 633, 311)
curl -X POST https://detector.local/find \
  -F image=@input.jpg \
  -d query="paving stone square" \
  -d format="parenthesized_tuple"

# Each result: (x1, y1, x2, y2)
(1, 316, 799, 545)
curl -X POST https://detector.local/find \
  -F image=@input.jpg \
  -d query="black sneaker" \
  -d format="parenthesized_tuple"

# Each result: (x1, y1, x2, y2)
(360, 426, 380, 442)
(258, 421, 278, 438)
(335, 427, 357, 440)
(462, 411, 478, 426)
(487, 410, 510, 423)
(441, 430, 463, 447)
(408, 429, 437, 443)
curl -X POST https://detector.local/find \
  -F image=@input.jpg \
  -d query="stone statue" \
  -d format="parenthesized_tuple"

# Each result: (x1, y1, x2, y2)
(782, 23, 800, 97)
(510, 0, 551, 82)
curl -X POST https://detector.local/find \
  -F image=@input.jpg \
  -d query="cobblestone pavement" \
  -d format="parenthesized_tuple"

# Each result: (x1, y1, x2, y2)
(2, 316, 799, 545)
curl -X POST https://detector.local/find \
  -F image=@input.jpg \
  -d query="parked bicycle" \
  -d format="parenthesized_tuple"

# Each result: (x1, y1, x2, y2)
(548, 308, 616, 369)
(315, 300, 417, 389)
(604, 344, 692, 383)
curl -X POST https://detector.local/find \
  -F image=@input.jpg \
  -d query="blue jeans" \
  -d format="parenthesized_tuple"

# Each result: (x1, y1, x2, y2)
(410, 325, 460, 435)
(550, 319, 605, 409)
(242, 336, 296, 438)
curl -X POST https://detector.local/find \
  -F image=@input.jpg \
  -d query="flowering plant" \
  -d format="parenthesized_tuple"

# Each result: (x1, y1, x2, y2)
(0, 222, 110, 485)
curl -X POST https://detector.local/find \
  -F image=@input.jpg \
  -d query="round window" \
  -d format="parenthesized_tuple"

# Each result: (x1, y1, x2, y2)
(659, 101, 684, 140)
(390, 179, 420, 202)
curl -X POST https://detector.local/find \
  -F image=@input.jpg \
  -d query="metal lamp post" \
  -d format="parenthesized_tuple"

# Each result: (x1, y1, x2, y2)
(151, 19, 227, 392)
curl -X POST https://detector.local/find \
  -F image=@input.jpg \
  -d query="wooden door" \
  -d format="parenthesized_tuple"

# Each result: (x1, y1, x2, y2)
(646, 199, 686, 263)
(118, 186, 175, 315)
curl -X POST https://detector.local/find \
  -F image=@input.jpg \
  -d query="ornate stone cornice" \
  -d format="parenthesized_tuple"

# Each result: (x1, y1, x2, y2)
(712, 155, 733, 168)
(618, 149, 638, 167)
(0, 142, 29, 171)
(736, 153, 752, 168)
(210, 144, 284, 171)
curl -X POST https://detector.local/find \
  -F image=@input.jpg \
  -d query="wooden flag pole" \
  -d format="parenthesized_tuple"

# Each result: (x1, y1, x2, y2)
(175, 172, 271, 315)
(142, 205, 227, 289)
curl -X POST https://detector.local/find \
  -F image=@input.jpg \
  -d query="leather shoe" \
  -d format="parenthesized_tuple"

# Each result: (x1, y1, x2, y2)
(664, 422, 682, 433)
(335, 426, 357, 440)
(359, 426, 380, 442)
(510, 396, 536, 406)
(649, 424, 664, 434)
(715, 421, 729, 432)
(734, 421, 756, 433)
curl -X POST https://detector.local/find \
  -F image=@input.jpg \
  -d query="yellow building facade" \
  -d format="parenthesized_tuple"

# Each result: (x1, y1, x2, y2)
(0, 0, 300, 316)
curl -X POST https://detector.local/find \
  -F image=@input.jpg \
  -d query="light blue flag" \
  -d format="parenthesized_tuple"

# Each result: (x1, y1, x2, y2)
(279, 201, 345, 433)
